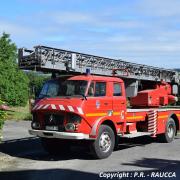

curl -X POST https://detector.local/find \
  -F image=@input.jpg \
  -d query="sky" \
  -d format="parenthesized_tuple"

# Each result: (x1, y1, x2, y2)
(0, 0, 180, 68)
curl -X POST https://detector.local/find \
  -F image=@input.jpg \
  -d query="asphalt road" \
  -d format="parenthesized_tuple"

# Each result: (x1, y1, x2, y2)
(0, 120, 180, 180)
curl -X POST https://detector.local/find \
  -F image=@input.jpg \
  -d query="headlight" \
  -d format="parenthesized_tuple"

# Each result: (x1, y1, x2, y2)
(65, 123, 76, 131)
(31, 121, 40, 129)
(67, 113, 82, 123)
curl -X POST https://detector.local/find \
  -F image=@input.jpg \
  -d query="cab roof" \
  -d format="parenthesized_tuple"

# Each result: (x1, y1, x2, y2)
(68, 75, 123, 83)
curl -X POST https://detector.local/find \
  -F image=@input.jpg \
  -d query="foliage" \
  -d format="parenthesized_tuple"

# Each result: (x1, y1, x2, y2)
(0, 33, 29, 106)
(26, 71, 50, 98)
(0, 100, 7, 130)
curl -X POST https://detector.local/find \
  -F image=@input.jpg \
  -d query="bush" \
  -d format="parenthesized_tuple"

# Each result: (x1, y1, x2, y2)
(27, 71, 50, 98)
(0, 33, 29, 106)
(0, 100, 7, 130)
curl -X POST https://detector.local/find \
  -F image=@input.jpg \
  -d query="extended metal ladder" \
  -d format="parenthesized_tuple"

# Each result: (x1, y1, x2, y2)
(18, 45, 179, 83)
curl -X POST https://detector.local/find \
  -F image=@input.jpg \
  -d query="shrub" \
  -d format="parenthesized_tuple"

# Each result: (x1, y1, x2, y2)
(0, 100, 7, 130)
(26, 71, 50, 98)
(0, 33, 29, 106)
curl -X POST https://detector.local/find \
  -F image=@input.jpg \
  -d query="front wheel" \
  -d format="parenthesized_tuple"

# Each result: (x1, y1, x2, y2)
(90, 125, 115, 159)
(158, 118, 176, 143)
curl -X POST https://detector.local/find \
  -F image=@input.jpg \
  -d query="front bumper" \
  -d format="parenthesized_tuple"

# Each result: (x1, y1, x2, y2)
(29, 129, 91, 140)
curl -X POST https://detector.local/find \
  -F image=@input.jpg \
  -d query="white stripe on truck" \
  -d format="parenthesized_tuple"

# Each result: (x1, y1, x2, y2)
(51, 104, 56, 109)
(68, 106, 74, 112)
(59, 105, 65, 110)
(77, 107, 84, 115)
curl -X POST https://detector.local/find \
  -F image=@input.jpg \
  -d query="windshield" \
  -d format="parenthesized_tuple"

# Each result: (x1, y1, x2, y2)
(39, 79, 88, 98)
(39, 80, 60, 98)
(59, 80, 88, 97)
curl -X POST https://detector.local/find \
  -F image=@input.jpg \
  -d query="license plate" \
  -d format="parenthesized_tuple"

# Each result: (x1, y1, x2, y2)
(45, 126, 58, 131)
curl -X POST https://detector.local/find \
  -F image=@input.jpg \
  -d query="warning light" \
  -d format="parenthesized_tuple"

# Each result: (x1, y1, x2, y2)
(86, 68, 91, 75)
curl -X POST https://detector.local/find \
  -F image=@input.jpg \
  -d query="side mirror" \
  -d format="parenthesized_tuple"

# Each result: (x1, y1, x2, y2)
(172, 84, 178, 95)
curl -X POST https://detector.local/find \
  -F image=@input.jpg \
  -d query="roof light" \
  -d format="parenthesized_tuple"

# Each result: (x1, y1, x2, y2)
(86, 68, 91, 75)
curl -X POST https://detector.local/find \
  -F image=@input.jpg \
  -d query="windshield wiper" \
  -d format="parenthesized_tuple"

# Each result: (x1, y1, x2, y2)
(80, 94, 87, 100)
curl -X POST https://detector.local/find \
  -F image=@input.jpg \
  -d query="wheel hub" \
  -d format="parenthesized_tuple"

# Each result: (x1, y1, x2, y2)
(167, 124, 174, 138)
(99, 132, 111, 153)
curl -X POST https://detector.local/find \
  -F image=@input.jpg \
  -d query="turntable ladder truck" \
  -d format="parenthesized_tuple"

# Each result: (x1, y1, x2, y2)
(18, 45, 180, 159)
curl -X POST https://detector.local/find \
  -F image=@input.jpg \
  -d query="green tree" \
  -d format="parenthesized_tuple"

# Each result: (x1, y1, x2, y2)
(0, 100, 7, 130)
(0, 33, 29, 106)
(27, 71, 50, 98)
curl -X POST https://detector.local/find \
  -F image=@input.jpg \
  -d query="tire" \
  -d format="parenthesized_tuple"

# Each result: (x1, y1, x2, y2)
(158, 118, 176, 143)
(90, 125, 115, 159)
(114, 136, 120, 151)
(41, 138, 71, 155)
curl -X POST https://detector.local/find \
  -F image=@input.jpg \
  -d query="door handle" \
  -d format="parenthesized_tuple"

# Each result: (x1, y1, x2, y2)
(104, 102, 108, 105)
(121, 102, 125, 105)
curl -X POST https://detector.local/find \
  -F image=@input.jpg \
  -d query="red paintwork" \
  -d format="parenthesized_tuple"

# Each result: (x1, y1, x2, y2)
(32, 75, 180, 138)
(130, 82, 177, 107)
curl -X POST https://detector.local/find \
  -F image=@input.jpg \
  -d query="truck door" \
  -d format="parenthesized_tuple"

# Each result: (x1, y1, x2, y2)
(84, 81, 113, 117)
(112, 82, 126, 122)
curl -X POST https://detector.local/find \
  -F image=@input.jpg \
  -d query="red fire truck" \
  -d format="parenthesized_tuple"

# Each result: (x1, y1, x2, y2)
(19, 46, 180, 159)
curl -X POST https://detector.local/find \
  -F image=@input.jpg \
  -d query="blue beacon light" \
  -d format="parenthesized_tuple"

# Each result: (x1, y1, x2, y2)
(86, 68, 91, 75)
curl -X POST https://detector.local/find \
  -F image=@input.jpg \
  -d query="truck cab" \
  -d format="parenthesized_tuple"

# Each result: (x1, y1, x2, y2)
(30, 75, 127, 158)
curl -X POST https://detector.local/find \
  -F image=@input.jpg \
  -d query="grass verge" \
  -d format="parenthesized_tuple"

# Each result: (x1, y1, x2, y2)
(7, 103, 32, 121)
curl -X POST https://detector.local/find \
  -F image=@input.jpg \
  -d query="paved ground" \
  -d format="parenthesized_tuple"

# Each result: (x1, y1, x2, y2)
(0, 120, 180, 180)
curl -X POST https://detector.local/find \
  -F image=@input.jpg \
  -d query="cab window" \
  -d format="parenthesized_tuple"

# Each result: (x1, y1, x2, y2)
(113, 83, 122, 96)
(88, 82, 106, 97)
(95, 82, 106, 96)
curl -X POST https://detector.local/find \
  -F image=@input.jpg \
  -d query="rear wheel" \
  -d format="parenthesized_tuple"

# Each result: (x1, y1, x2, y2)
(158, 118, 176, 143)
(41, 138, 71, 155)
(90, 125, 115, 159)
